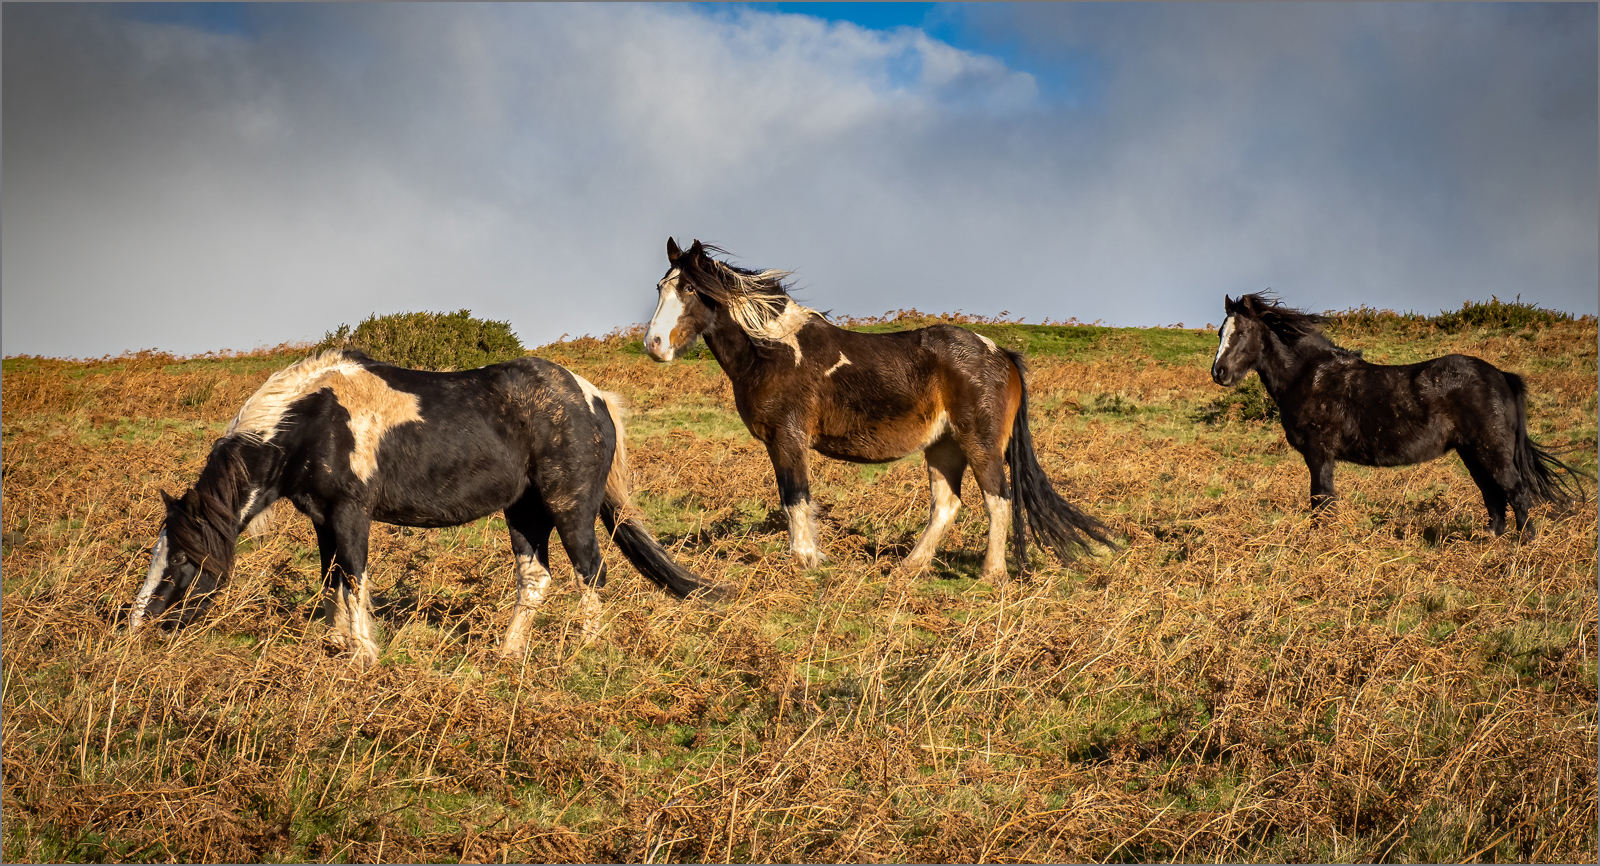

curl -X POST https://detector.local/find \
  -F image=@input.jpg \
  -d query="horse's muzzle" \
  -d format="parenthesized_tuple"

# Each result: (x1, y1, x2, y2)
(644, 333, 673, 363)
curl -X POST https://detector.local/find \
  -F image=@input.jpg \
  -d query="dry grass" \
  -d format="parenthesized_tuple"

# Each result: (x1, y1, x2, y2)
(3, 318, 1596, 863)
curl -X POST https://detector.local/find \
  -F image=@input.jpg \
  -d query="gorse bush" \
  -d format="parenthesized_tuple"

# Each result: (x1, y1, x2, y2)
(1428, 295, 1574, 331)
(1328, 295, 1576, 335)
(315, 309, 524, 371)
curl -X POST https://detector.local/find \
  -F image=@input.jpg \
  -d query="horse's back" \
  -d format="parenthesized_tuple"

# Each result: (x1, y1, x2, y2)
(347, 355, 614, 525)
(1303, 352, 1518, 466)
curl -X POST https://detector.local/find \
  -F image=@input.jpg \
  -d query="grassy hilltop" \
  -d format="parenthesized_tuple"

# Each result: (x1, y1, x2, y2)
(2, 310, 1596, 862)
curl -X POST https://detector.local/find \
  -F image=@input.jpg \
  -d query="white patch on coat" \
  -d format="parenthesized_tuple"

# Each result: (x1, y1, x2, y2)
(227, 350, 422, 483)
(129, 531, 169, 630)
(916, 410, 952, 451)
(976, 333, 999, 353)
(1213, 316, 1237, 368)
(238, 488, 259, 527)
(646, 282, 687, 362)
(742, 302, 811, 365)
(825, 353, 853, 377)
(567, 370, 618, 419)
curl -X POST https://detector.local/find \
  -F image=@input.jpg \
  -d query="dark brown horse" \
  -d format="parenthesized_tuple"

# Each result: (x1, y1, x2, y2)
(643, 238, 1114, 579)
(1211, 293, 1588, 536)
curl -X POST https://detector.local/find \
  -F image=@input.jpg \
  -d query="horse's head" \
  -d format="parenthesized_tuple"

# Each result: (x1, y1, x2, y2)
(644, 237, 717, 362)
(1211, 294, 1268, 387)
(128, 489, 230, 630)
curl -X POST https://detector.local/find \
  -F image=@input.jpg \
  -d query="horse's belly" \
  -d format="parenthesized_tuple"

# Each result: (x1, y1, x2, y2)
(372, 458, 527, 527)
(813, 410, 948, 464)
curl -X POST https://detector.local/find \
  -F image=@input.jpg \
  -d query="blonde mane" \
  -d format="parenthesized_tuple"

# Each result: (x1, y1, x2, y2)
(226, 350, 368, 442)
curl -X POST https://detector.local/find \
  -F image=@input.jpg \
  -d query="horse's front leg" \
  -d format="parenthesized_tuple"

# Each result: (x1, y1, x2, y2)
(766, 437, 826, 568)
(315, 504, 380, 667)
(1305, 452, 1337, 517)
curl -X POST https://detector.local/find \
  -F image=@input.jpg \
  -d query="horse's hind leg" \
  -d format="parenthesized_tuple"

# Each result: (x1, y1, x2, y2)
(902, 440, 966, 575)
(966, 450, 1012, 582)
(1461, 450, 1524, 537)
(552, 508, 609, 644)
(314, 505, 380, 667)
(500, 500, 556, 659)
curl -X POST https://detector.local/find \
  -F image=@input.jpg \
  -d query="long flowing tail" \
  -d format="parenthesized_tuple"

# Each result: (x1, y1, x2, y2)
(593, 391, 731, 600)
(1003, 349, 1118, 571)
(1506, 372, 1591, 504)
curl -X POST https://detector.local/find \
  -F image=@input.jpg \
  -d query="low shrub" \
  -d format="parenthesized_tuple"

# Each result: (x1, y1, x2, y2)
(1428, 295, 1574, 331)
(315, 309, 524, 371)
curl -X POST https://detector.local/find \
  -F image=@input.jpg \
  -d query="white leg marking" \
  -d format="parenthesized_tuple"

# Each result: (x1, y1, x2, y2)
(501, 553, 554, 657)
(903, 467, 962, 573)
(578, 588, 603, 644)
(981, 493, 1012, 580)
(824, 353, 853, 376)
(351, 576, 379, 666)
(129, 531, 169, 631)
(786, 501, 823, 567)
(324, 577, 379, 666)
(1213, 316, 1237, 368)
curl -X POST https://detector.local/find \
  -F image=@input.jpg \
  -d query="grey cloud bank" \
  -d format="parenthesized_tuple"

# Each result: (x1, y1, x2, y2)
(4, 3, 1595, 358)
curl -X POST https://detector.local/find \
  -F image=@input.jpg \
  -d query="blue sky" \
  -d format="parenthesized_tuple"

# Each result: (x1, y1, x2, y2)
(4, 3, 1596, 358)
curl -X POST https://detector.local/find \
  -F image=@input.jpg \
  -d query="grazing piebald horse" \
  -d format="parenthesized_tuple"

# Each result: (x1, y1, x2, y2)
(129, 349, 722, 665)
(643, 238, 1114, 579)
(1210, 293, 1587, 536)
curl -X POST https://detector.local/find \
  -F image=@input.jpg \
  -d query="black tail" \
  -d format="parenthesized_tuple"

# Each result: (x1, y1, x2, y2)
(595, 390, 732, 601)
(600, 504, 728, 600)
(1506, 373, 1591, 504)
(1002, 350, 1117, 571)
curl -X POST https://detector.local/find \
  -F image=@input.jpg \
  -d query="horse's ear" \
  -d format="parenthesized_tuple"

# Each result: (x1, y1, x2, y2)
(1223, 294, 1236, 314)
(688, 238, 704, 257)
(667, 237, 682, 263)
(160, 490, 177, 507)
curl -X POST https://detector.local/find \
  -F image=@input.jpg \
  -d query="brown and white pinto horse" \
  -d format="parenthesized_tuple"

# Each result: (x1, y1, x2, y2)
(644, 238, 1114, 579)
(129, 349, 723, 666)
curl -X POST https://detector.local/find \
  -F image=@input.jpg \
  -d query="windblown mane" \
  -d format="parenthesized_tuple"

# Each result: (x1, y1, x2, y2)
(226, 349, 372, 443)
(166, 441, 253, 584)
(681, 244, 818, 340)
(1236, 293, 1361, 359)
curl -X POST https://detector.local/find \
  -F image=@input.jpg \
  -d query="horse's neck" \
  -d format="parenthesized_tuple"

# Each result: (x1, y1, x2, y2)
(194, 441, 274, 537)
(1255, 336, 1331, 402)
(701, 308, 766, 382)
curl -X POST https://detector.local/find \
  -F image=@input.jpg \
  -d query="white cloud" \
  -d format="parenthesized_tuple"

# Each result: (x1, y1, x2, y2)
(3, 3, 1594, 357)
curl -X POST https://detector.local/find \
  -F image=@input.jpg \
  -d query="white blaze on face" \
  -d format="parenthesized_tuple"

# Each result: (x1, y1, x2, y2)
(646, 269, 686, 361)
(1213, 316, 1237, 369)
(129, 530, 170, 630)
